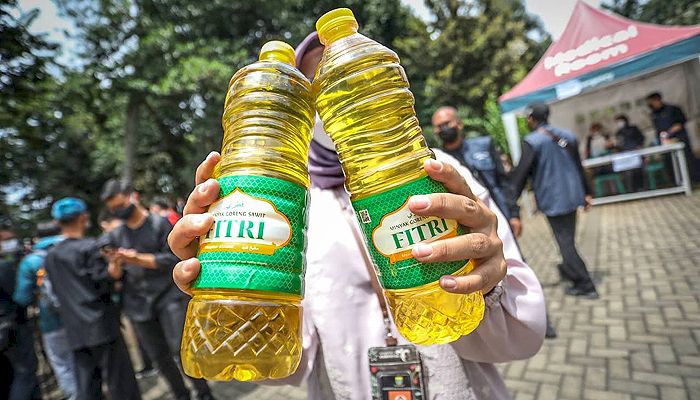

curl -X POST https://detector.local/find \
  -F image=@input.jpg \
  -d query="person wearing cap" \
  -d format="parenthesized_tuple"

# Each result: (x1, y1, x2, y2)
(100, 179, 214, 400)
(13, 221, 77, 399)
(169, 27, 546, 400)
(508, 103, 598, 299)
(432, 106, 522, 236)
(44, 197, 141, 400)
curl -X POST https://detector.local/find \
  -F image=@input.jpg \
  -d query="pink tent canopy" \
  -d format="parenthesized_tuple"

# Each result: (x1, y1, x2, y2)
(499, 1, 700, 108)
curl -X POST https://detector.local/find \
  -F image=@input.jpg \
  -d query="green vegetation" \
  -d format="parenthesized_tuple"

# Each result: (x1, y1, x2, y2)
(2, 0, 695, 234)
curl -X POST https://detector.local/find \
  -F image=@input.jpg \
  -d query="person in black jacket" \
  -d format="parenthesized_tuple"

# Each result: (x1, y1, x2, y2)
(646, 92, 700, 182)
(101, 179, 214, 400)
(432, 106, 522, 236)
(1, 230, 41, 400)
(0, 247, 19, 400)
(614, 114, 645, 191)
(614, 114, 645, 152)
(44, 198, 141, 400)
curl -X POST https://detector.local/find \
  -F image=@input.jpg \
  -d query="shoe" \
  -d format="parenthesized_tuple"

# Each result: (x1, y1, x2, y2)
(545, 324, 557, 339)
(135, 367, 159, 379)
(556, 263, 576, 284)
(564, 285, 599, 299)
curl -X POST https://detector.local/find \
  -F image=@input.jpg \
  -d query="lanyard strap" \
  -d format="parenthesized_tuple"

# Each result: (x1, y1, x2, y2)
(333, 187, 398, 347)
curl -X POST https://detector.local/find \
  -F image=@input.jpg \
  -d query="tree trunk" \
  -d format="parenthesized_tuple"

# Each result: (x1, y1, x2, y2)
(123, 96, 139, 185)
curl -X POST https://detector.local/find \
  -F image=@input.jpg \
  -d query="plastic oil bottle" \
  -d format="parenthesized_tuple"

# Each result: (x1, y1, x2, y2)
(180, 41, 314, 381)
(313, 9, 485, 345)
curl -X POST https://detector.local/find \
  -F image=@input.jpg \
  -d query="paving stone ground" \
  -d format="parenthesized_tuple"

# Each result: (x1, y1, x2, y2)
(501, 192, 700, 400)
(138, 192, 700, 399)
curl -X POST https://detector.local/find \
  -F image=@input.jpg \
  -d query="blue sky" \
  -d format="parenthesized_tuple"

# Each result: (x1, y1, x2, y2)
(16, 0, 602, 66)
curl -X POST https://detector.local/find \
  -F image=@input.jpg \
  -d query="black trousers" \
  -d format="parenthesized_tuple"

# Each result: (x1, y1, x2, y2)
(132, 298, 210, 400)
(547, 211, 595, 290)
(73, 336, 141, 400)
(4, 322, 40, 400)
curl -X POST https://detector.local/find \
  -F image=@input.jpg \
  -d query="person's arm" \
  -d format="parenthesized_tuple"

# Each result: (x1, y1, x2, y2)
(632, 126, 645, 148)
(489, 140, 507, 177)
(85, 242, 112, 283)
(443, 154, 545, 362)
(115, 249, 157, 269)
(116, 219, 179, 270)
(507, 141, 536, 202)
(489, 142, 521, 220)
(12, 256, 38, 307)
(146, 218, 181, 271)
(450, 229, 546, 362)
(668, 106, 687, 136)
(106, 257, 124, 280)
(571, 140, 593, 196)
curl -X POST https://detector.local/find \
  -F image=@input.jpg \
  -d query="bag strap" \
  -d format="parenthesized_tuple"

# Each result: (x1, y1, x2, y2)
(538, 126, 578, 160)
(333, 187, 398, 347)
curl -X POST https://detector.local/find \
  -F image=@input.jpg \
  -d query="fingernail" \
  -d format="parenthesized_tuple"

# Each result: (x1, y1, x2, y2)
(426, 159, 443, 171)
(412, 243, 433, 258)
(409, 195, 430, 210)
(440, 277, 457, 290)
(206, 151, 217, 161)
(182, 260, 192, 273)
(198, 180, 210, 193)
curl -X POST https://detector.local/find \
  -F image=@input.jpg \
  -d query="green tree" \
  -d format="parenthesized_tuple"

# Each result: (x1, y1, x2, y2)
(55, 0, 415, 198)
(603, 0, 700, 25)
(422, 0, 550, 119)
(1, 2, 131, 235)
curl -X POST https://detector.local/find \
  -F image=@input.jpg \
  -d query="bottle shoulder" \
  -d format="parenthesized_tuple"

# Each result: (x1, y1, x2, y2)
(314, 33, 399, 81)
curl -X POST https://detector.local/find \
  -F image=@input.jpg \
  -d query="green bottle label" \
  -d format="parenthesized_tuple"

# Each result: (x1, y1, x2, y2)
(195, 175, 308, 295)
(352, 176, 466, 290)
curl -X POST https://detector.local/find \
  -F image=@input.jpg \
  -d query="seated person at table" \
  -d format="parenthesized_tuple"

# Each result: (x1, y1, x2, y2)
(614, 114, 645, 191)
(614, 114, 645, 152)
(584, 123, 615, 160)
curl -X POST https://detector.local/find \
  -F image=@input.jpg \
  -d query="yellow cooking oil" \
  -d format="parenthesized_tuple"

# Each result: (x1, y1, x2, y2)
(180, 41, 314, 381)
(313, 8, 484, 345)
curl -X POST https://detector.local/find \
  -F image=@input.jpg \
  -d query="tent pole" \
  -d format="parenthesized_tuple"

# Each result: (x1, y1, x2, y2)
(502, 112, 521, 164)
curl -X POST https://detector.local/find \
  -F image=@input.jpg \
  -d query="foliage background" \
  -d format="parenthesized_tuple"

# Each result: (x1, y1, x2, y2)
(1, 0, 697, 235)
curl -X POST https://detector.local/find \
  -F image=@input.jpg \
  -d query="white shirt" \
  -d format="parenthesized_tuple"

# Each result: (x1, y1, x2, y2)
(272, 150, 546, 399)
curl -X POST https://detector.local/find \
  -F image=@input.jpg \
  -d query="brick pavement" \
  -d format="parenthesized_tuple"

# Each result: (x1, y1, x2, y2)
(139, 192, 700, 399)
(501, 192, 700, 400)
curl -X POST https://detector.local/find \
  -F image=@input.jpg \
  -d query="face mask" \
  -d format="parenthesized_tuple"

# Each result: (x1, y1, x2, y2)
(616, 121, 626, 129)
(313, 113, 335, 151)
(113, 203, 136, 220)
(438, 127, 459, 143)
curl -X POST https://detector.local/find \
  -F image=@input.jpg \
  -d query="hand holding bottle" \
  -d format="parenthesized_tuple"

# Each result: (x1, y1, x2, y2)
(170, 154, 507, 298)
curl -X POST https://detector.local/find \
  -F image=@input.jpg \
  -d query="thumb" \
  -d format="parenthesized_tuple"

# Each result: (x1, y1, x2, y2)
(173, 258, 201, 296)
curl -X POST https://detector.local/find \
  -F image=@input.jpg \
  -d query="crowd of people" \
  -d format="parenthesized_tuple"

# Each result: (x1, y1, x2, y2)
(0, 30, 697, 400)
(583, 92, 699, 193)
(0, 187, 213, 400)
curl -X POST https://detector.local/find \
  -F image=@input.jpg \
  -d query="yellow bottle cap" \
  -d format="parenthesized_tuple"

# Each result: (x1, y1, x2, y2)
(259, 41, 296, 66)
(316, 8, 358, 45)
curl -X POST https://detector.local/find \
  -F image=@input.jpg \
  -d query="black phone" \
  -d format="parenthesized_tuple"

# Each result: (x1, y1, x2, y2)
(368, 345, 427, 400)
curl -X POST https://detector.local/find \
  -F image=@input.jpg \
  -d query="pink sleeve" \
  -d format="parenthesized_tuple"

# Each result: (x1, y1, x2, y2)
(434, 150, 547, 363)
